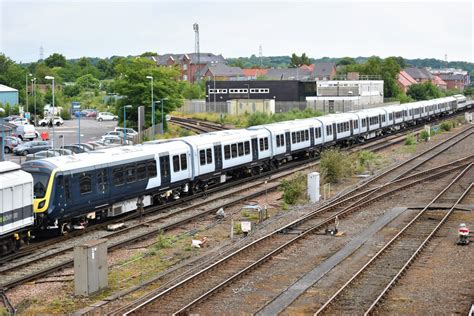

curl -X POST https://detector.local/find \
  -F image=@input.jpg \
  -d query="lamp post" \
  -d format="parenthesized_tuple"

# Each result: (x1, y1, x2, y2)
(146, 76, 155, 136)
(31, 78, 37, 126)
(45, 76, 55, 150)
(123, 105, 132, 145)
(25, 73, 32, 113)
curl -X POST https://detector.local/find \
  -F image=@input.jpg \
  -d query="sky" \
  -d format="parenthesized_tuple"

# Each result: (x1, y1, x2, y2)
(0, 0, 473, 63)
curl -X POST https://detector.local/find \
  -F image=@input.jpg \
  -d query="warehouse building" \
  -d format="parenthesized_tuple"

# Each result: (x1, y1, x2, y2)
(0, 84, 19, 107)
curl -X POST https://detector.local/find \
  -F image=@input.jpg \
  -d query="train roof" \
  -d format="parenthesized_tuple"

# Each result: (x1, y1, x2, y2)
(33, 141, 189, 172)
(0, 162, 33, 189)
(181, 129, 262, 146)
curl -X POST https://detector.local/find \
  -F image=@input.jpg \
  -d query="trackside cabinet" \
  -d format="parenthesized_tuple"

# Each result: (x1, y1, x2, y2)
(74, 239, 108, 296)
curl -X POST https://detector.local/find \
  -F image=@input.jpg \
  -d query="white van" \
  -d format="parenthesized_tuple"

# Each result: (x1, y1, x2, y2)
(15, 125, 38, 141)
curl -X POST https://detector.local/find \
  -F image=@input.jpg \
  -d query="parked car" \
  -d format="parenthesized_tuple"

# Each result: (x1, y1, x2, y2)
(102, 131, 124, 138)
(11, 117, 32, 126)
(73, 143, 95, 151)
(97, 112, 118, 122)
(14, 124, 38, 141)
(38, 116, 64, 127)
(2, 136, 22, 153)
(100, 134, 122, 143)
(114, 127, 138, 138)
(13, 141, 50, 156)
(26, 148, 73, 161)
(86, 110, 98, 118)
(4, 115, 20, 123)
(62, 144, 91, 154)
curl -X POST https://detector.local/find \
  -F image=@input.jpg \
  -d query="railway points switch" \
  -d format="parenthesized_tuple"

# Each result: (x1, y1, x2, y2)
(74, 239, 108, 296)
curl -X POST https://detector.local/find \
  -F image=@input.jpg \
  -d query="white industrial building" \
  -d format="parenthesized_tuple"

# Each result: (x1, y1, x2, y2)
(306, 80, 384, 113)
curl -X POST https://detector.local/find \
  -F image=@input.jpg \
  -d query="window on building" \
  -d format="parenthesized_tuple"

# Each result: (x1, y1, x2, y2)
(183, 63, 188, 70)
(113, 167, 125, 186)
(180, 154, 187, 170)
(183, 75, 188, 81)
(79, 173, 92, 194)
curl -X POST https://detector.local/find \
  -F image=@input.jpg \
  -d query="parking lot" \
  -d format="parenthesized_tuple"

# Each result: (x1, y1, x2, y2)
(3, 117, 119, 164)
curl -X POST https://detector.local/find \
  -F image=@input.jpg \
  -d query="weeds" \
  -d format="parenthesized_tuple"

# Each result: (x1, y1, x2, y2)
(405, 135, 417, 145)
(420, 130, 430, 142)
(320, 149, 354, 183)
(280, 174, 306, 204)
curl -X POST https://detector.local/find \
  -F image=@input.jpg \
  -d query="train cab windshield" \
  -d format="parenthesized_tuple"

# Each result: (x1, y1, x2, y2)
(31, 173, 50, 198)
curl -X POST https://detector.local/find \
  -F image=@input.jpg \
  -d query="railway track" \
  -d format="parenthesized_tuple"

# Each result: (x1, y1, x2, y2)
(315, 164, 473, 315)
(169, 116, 227, 133)
(119, 128, 473, 315)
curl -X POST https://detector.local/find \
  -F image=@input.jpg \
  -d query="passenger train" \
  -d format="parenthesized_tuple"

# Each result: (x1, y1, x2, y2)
(0, 94, 469, 252)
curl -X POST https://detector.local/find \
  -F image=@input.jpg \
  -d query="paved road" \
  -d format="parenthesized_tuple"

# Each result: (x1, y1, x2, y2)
(3, 117, 118, 164)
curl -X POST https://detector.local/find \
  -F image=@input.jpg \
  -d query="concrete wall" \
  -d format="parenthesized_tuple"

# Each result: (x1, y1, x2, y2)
(227, 99, 275, 115)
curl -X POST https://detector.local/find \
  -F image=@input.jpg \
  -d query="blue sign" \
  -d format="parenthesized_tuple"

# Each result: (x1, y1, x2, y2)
(72, 101, 81, 109)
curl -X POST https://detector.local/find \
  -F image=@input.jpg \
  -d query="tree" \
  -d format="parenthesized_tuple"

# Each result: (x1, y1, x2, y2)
(76, 74, 100, 90)
(140, 52, 157, 57)
(337, 57, 356, 66)
(0, 54, 30, 105)
(289, 53, 311, 67)
(113, 57, 182, 130)
(407, 82, 443, 100)
(63, 84, 81, 97)
(44, 53, 66, 68)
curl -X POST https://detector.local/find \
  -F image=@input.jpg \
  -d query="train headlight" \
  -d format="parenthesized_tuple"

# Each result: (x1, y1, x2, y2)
(38, 200, 46, 209)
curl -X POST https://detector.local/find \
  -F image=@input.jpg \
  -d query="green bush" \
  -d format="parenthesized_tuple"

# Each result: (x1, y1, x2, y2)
(440, 121, 453, 132)
(60, 109, 71, 120)
(320, 149, 354, 183)
(405, 135, 417, 145)
(233, 222, 243, 235)
(420, 130, 430, 142)
(280, 175, 306, 204)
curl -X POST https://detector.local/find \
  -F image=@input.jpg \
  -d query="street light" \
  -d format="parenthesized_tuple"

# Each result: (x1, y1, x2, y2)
(25, 73, 32, 113)
(45, 76, 55, 150)
(123, 105, 132, 144)
(146, 76, 155, 136)
(31, 78, 37, 126)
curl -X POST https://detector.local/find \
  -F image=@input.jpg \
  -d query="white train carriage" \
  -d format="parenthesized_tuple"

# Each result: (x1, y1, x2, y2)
(383, 105, 406, 129)
(0, 161, 34, 252)
(313, 114, 355, 144)
(352, 108, 388, 139)
(453, 94, 467, 109)
(422, 99, 438, 117)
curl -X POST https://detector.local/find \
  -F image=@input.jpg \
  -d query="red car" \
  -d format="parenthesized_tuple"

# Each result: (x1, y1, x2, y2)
(86, 111, 98, 118)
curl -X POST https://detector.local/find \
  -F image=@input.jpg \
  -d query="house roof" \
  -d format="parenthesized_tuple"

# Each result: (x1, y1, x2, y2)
(203, 63, 244, 77)
(439, 73, 464, 81)
(149, 53, 226, 66)
(432, 75, 447, 86)
(266, 68, 312, 80)
(0, 84, 18, 93)
(242, 68, 268, 77)
(397, 70, 417, 87)
(404, 67, 433, 80)
(313, 62, 336, 78)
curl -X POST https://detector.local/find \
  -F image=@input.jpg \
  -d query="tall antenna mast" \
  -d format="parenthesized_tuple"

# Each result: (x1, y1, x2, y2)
(193, 23, 200, 81)
(259, 44, 263, 68)
(39, 45, 44, 61)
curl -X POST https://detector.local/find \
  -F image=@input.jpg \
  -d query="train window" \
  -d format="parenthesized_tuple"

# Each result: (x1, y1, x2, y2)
(64, 176, 71, 201)
(237, 143, 243, 156)
(259, 138, 264, 151)
(224, 145, 231, 160)
(113, 167, 125, 186)
(305, 130, 309, 141)
(326, 125, 332, 136)
(173, 155, 180, 172)
(276, 135, 280, 147)
(200, 150, 206, 166)
(160, 157, 169, 178)
(126, 165, 136, 183)
(389, 113, 393, 120)
(137, 163, 147, 180)
(180, 154, 187, 170)
(206, 148, 212, 164)
(291, 132, 296, 144)
(147, 160, 157, 178)
(264, 137, 269, 150)
(296, 132, 301, 143)
(231, 144, 237, 158)
(353, 120, 358, 129)
(80, 173, 92, 194)
(97, 169, 108, 192)
(280, 135, 285, 146)
(362, 118, 366, 127)
(244, 141, 250, 155)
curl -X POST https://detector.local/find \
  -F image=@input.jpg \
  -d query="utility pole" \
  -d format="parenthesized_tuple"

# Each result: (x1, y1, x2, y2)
(193, 23, 200, 82)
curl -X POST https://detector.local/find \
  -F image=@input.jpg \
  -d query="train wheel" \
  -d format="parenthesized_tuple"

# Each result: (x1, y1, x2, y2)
(60, 222, 71, 236)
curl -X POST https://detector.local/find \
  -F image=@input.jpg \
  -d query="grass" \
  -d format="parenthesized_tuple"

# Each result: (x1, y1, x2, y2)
(404, 135, 417, 145)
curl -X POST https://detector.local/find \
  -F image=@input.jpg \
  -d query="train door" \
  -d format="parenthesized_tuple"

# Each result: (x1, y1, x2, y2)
(159, 155, 171, 186)
(285, 131, 291, 154)
(349, 120, 353, 137)
(332, 123, 337, 141)
(379, 114, 382, 129)
(214, 144, 222, 171)
(310, 128, 315, 147)
(251, 138, 258, 161)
